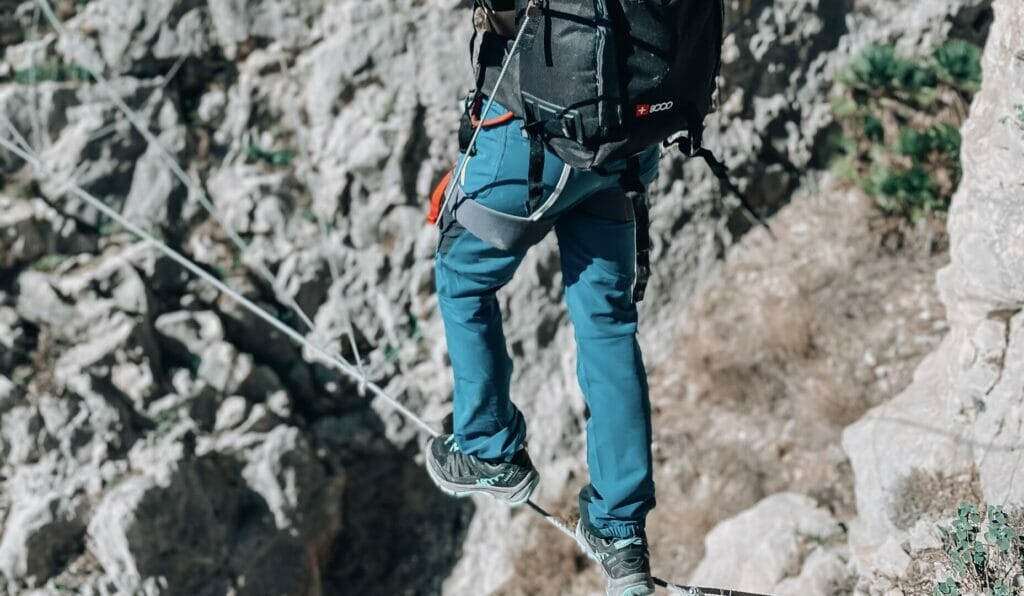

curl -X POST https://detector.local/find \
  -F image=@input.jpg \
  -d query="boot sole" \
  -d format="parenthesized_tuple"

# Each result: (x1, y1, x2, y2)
(425, 452, 540, 507)
(575, 522, 656, 596)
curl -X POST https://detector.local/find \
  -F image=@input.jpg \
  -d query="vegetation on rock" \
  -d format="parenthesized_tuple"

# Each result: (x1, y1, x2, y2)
(831, 41, 982, 222)
(935, 504, 1024, 596)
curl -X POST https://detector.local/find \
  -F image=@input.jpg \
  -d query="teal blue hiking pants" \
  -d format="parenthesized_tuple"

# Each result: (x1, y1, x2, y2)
(434, 104, 658, 539)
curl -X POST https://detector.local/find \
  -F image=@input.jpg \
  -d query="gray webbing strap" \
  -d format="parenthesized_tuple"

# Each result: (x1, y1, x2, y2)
(447, 184, 555, 253)
(445, 170, 635, 254)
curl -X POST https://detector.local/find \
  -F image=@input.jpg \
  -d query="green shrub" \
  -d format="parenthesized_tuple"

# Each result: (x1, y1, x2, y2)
(935, 503, 1023, 596)
(934, 41, 983, 89)
(245, 142, 295, 167)
(831, 41, 981, 223)
(897, 123, 962, 161)
(845, 45, 912, 91)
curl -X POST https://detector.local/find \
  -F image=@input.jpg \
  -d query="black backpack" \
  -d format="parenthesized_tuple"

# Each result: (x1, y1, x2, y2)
(460, 1, 769, 301)
(476, 1, 723, 168)
(473, 0, 725, 216)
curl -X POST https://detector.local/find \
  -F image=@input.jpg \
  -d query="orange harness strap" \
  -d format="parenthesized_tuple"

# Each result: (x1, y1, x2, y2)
(426, 102, 515, 224)
(470, 110, 515, 128)
(470, 97, 515, 128)
(426, 167, 454, 224)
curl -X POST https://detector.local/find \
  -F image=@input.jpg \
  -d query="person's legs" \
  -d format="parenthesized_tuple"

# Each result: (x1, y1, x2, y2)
(433, 98, 659, 504)
(434, 106, 585, 462)
(555, 206, 656, 539)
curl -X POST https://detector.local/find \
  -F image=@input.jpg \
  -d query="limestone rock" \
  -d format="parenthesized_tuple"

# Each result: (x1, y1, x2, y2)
(0, 83, 77, 163)
(0, 375, 17, 413)
(775, 548, 853, 596)
(842, 0, 1024, 580)
(154, 310, 225, 360)
(57, 372, 141, 464)
(1, 404, 47, 467)
(239, 425, 343, 535)
(54, 311, 162, 408)
(15, 270, 76, 330)
(690, 493, 846, 593)
(0, 491, 85, 585)
(87, 443, 238, 594)
(972, 312, 1024, 504)
(214, 395, 249, 431)
(122, 142, 187, 234)
(207, 0, 322, 59)
(841, 342, 977, 545)
(56, 0, 213, 75)
(0, 306, 31, 374)
(0, 197, 57, 271)
(195, 340, 253, 394)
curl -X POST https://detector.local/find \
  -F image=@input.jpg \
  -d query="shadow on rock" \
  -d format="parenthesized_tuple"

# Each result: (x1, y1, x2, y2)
(317, 408, 475, 596)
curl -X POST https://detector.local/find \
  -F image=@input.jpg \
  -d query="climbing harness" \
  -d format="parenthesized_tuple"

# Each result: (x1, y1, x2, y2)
(434, 0, 544, 226)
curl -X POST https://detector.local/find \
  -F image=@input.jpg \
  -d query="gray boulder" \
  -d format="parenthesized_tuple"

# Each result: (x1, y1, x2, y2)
(122, 142, 187, 234)
(0, 306, 31, 374)
(0, 491, 85, 586)
(87, 442, 238, 595)
(1, 404, 47, 467)
(0, 375, 16, 413)
(690, 493, 847, 594)
(154, 310, 224, 361)
(196, 340, 254, 396)
(15, 270, 76, 330)
(0, 197, 57, 271)
(239, 425, 343, 536)
(54, 311, 162, 408)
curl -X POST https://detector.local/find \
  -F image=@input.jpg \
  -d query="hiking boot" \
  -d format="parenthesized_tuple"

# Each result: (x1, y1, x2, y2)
(575, 521, 655, 596)
(424, 434, 539, 506)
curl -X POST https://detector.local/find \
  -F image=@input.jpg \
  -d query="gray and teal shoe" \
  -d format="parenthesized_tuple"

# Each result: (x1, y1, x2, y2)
(575, 521, 655, 596)
(424, 434, 539, 506)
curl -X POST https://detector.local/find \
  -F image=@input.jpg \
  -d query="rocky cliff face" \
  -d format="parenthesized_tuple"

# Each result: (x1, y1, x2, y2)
(0, 0, 1009, 594)
(841, 0, 1024, 591)
(686, 2, 1023, 595)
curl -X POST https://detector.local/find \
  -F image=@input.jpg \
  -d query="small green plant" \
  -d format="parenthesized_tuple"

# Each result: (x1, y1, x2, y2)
(844, 45, 917, 92)
(831, 41, 981, 223)
(934, 41, 983, 89)
(154, 408, 182, 437)
(935, 503, 1024, 596)
(9, 63, 93, 85)
(30, 254, 70, 273)
(245, 142, 295, 167)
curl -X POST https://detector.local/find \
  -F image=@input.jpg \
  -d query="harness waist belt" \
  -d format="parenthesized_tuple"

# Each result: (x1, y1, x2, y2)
(448, 185, 556, 253)
(445, 184, 635, 254)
